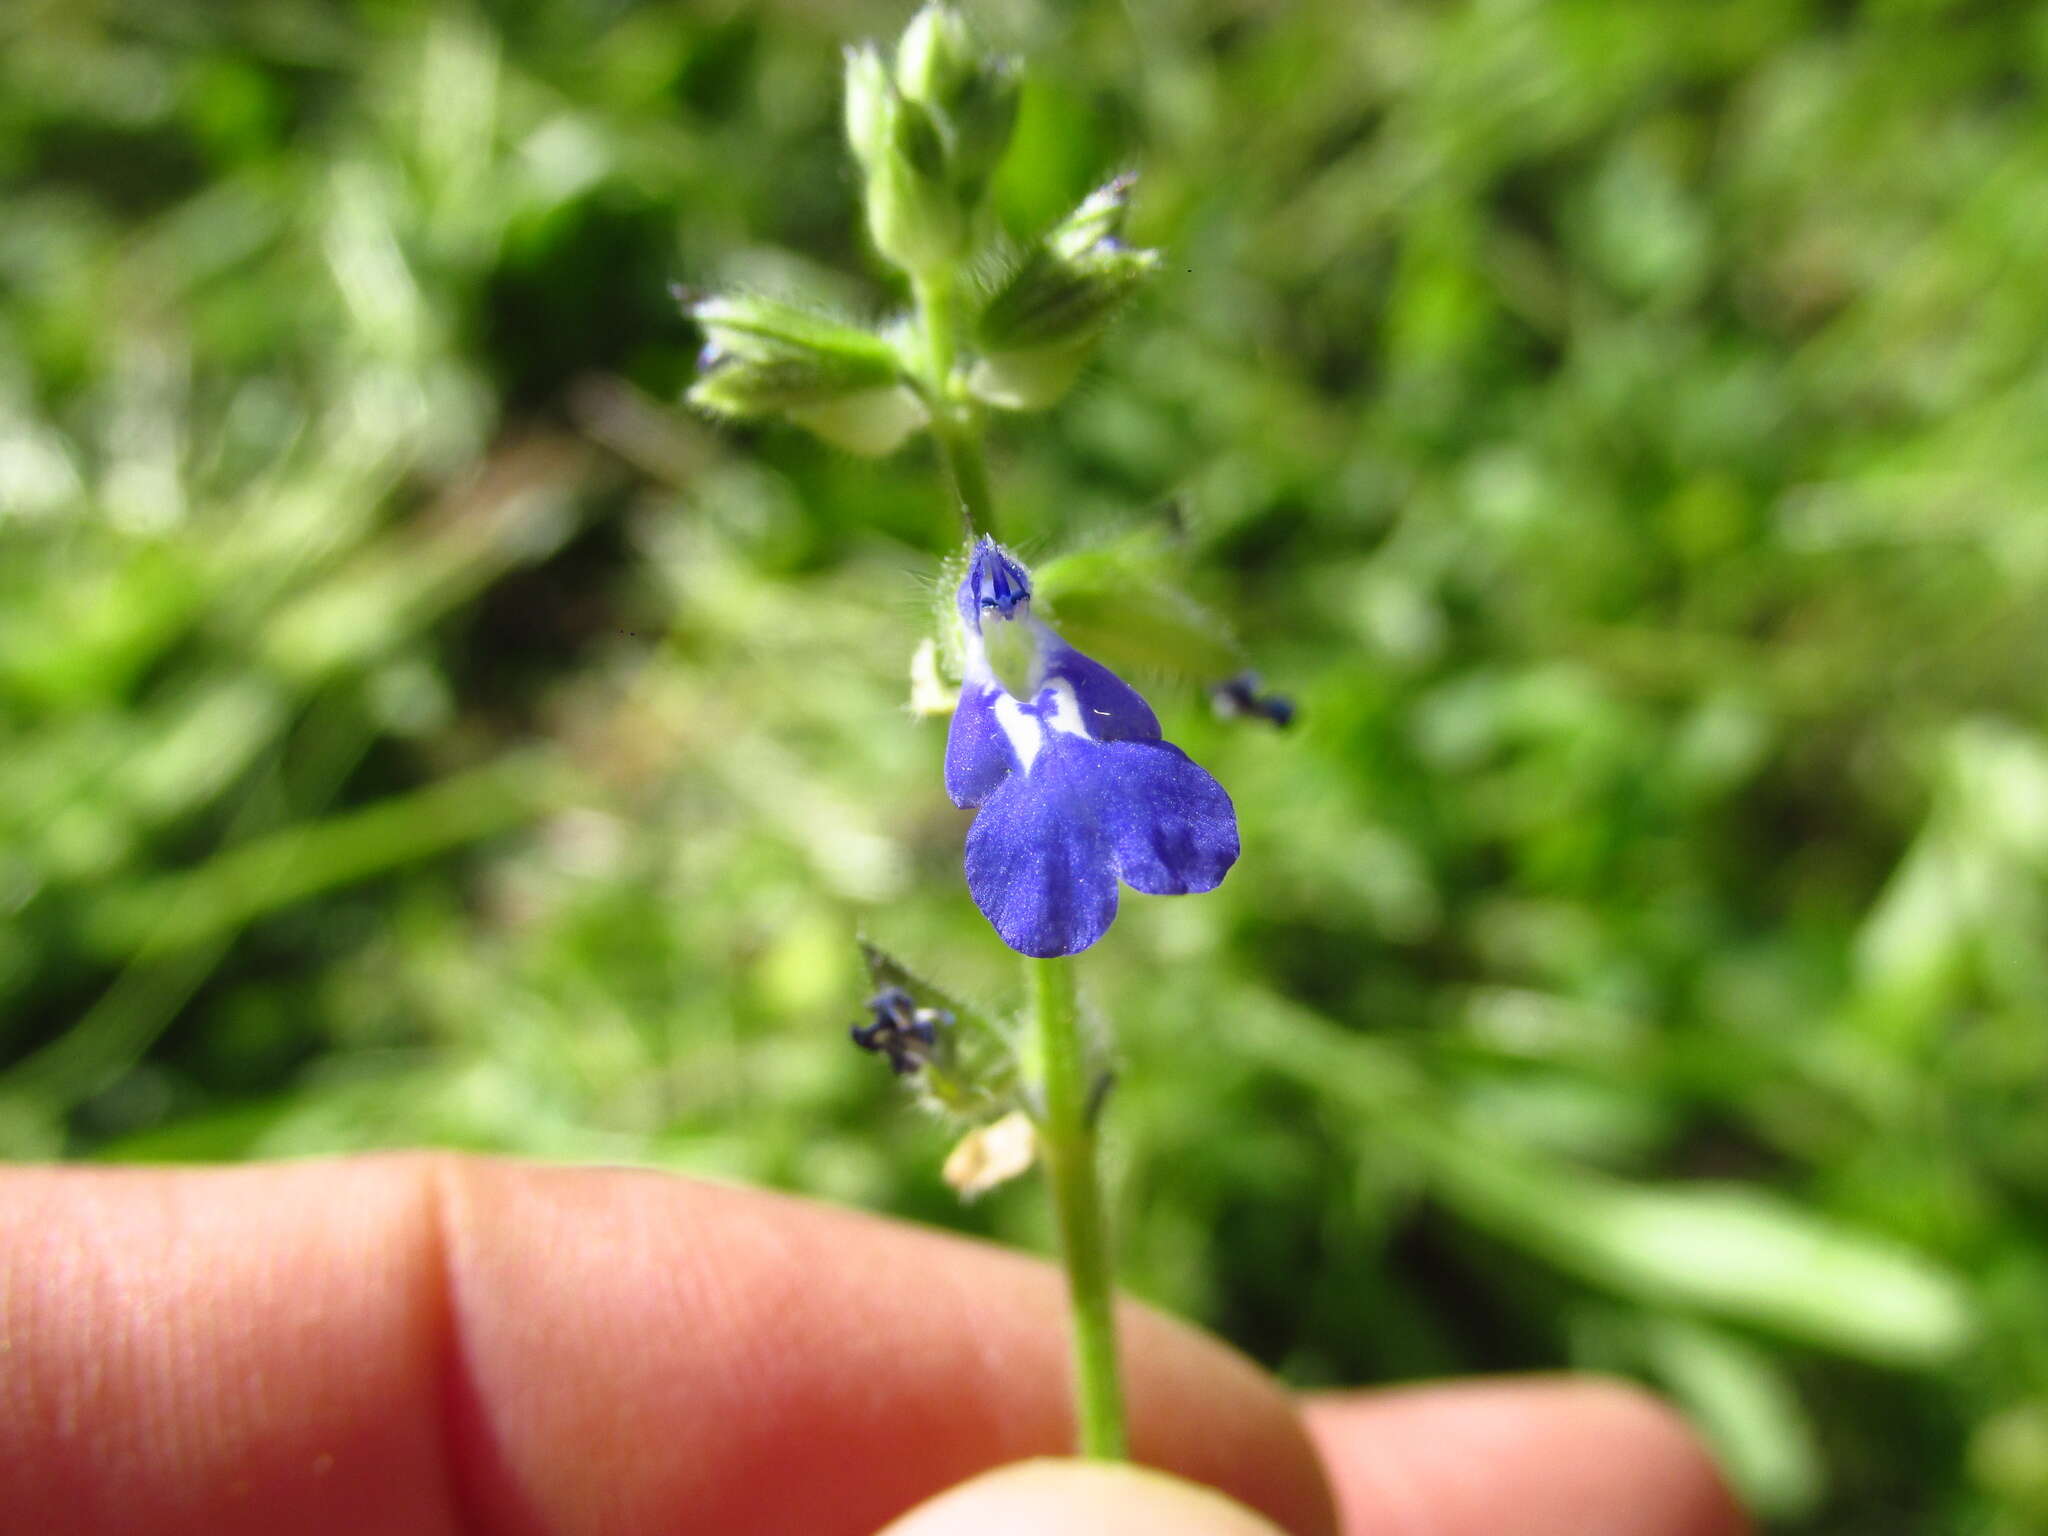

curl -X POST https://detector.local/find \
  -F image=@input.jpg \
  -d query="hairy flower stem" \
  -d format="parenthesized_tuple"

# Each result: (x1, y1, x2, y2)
(932, 414, 995, 541)
(911, 268, 996, 540)
(1028, 954, 1128, 1459)
(916, 255, 1119, 1450)
(912, 269, 958, 393)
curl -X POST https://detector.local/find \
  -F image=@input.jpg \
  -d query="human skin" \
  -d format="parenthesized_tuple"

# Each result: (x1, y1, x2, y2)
(0, 1156, 1746, 1535)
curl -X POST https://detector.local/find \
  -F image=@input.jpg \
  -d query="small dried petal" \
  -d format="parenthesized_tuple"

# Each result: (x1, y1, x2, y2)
(909, 637, 958, 718)
(943, 1109, 1038, 1200)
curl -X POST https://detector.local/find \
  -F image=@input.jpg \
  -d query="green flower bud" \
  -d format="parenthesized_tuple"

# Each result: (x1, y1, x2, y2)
(684, 293, 927, 455)
(843, 43, 894, 167)
(968, 176, 1160, 410)
(842, 41, 967, 276)
(1048, 175, 1135, 262)
(895, 4, 977, 109)
(895, 5, 1019, 207)
(941, 58, 1019, 202)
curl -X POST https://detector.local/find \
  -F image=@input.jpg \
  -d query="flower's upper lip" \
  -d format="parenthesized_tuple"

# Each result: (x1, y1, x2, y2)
(963, 536, 1031, 628)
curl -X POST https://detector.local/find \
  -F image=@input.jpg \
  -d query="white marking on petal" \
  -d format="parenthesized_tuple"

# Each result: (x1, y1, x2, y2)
(1041, 678, 1094, 742)
(992, 693, 1046, 773)
(958, 629, 994, 683)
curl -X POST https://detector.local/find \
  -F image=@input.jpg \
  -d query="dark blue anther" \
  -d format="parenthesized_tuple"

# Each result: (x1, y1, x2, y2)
(850, 987, 949, 1076)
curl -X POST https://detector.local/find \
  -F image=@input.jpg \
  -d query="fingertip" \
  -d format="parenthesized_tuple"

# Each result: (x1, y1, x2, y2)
(878, 1460, 1291, 1536)
(1304, 1376, 1750, 1536)
(0, 1156, 459, 1536)
(0, 1157, 1337, 1536)
(439, 1159, 1338, 1536)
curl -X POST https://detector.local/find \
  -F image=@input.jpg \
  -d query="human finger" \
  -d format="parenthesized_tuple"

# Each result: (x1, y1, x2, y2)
(1303, 1378, 1749, 1536)
(0, 1157, 1334, 1536)
(877, 1458, 1289, 1535)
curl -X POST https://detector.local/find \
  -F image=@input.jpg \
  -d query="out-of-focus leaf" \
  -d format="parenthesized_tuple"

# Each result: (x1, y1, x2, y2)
(88, 1094, 298, 1162)
(1032, 531, 1243, 684)
(0, 1094, 65, 1159)
(1970, 1400, 2048, 1521)
(1641, 1315, 1826, 1521)
(1418, 1130, 1976, 1368)
(78, 753, 571, 959)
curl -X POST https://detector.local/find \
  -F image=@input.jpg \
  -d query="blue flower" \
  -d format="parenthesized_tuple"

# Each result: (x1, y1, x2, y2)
(945, 538, 1239, 957)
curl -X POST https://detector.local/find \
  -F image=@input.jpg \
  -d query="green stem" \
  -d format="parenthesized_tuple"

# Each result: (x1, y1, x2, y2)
(910, 268, 995, 540)
(931, 413, 995, 540)
(911, 269, 957, 390)
(1028, 954, 1128, 1459)
(911, 266, 1111, 1449)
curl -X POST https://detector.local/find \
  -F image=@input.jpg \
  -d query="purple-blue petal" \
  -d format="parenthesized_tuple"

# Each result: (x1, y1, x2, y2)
(945, 680, 1015, 808)
(961, 734, 1238, 956)
(963, 746, 1119, 957)
(1093, 739, 1239, 894)
(1036, 634, 1160, 743)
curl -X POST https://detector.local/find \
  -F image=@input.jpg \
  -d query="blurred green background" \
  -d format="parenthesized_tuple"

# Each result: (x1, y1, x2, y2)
(6, 1, 2048, 1528)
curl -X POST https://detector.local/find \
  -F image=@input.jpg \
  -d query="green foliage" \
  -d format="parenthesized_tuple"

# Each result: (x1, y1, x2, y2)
(5, 2, 2048, 1530)
(1030, 531, 1243, 683)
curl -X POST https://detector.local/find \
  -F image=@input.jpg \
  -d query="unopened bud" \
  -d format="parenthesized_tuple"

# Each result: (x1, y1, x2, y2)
(1210, 671, 1296, 729)
(895, 4, 977, 109)
(897, 5, 1018, 203)
(843, 43, 894, 167)
(843, 42, 967, 276)
(941, 58, 1019, 202)
(1049, 173, 1136, 261)
(852, 986, 948, 1076)
(786, 387, 929, 456)
(968, 177, 1160, 410)
(684, 293, 927, 455)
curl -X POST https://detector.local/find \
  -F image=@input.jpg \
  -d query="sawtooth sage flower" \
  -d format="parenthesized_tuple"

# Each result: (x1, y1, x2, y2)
(946, 538, 1238, 956)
